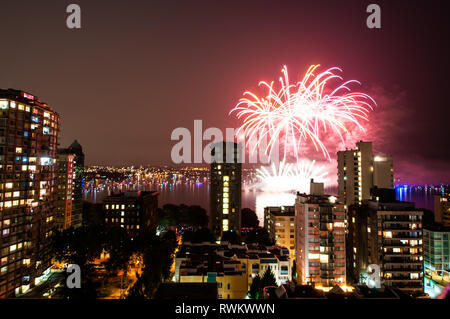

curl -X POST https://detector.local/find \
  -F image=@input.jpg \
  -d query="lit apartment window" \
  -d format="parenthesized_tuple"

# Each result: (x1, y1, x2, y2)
(0, 100, 8, 109)
(410, 273, 419, 279)
(223, 219, 229, 231)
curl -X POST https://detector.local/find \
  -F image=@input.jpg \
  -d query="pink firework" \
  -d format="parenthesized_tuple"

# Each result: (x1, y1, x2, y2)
(231, 65, 375, 161)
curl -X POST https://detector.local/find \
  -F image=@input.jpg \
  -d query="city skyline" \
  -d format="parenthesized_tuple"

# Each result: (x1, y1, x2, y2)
(0, 1, 449, 185)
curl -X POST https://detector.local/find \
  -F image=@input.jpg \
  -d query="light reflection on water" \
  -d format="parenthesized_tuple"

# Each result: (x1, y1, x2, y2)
(395, 185, 445, 211)
(84, 183, 442, 222)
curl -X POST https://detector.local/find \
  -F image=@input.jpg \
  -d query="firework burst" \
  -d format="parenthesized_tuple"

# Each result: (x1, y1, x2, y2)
(231, 65, 375, 161)
(255, 160, 329, 193)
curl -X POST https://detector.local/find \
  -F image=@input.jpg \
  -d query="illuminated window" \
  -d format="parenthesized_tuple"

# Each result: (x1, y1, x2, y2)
(223, 208, 229, 215)
(15, 147, 22, 153)
(410, 273, 419, 279)
(308, 253, 319, 260)
(319, 254, 329, 263)
(5, 183, 13, 189)
(223, 198, 229, 204)
(383, 231, 392, 238)
(0, 100, 8, 109)
(222, 219, 229, 231)
(223, 176, 229, 182)
(40, 157, 52, 165)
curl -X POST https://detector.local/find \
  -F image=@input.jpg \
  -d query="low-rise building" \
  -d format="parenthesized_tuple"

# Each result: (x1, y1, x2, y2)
(103, 190, 158, 238)
(174, 242, 291, 299)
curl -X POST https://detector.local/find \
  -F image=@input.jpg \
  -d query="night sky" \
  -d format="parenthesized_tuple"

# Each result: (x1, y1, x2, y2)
(0, 0, 448, 184)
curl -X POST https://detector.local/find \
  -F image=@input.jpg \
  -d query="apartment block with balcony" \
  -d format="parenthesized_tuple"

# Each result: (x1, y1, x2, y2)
(264, 206, 296, 262)
(366, 191, 424, 294)
(294, 182, 346, 287)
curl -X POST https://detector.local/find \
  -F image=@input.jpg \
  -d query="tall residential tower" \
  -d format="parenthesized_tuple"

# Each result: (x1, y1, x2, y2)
(0, 89, 59, 297)
(337, 141, 393, 207)
(210, 142, 242, 239)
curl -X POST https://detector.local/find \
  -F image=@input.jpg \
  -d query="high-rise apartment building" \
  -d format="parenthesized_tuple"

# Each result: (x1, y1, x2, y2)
(103, 190, 158, 238)
(210, 142, 242, 239)
(264, 206, 296, 261)
(294, 182, 346, 287)
(347, 188, 424, 294)
(58, 140, 84, 228)
(0, 89, 59, 297)
(337, 141, 393, 207)
(55, 153, 75, 231)
(434, 194, 450, 226)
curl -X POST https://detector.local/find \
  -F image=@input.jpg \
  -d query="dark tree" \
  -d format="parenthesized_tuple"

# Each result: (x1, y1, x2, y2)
(183, 228, 215, 243)
(241, 208, 259, 228)
(158, 204, 208, 230)
(261, 268, 277, 289)
(82, 201, 104, 227)
(248, 275, 261, 299)
(248, 268, 277, 299)
(51, 225, 106, 299)
(221, 230, 241, 244)
(245, 227, 275, 246)
(102, 226, 133, 276)
(127, 231, 177, 299)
